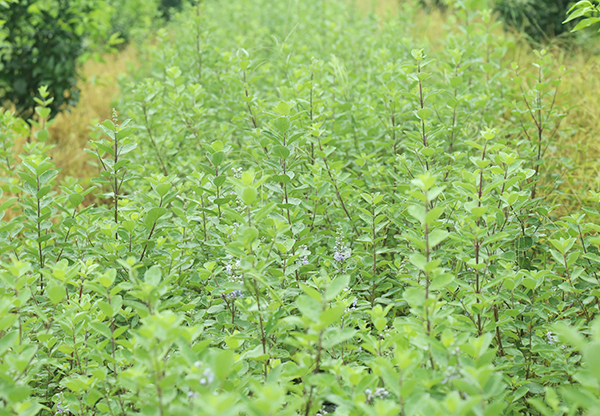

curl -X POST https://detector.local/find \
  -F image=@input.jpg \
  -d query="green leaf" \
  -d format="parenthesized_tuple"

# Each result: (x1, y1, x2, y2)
(272, 145, 290, 159)
(408, 253, 427, 271)
(403, 287, 425, 306)
(572, 16, 600, 32)
(98, 301, 114, 317)
(144, 266, 162, 286)
(155, 183, 171, 198)
(300, 284, 322, 302)
(553, 322, 585, 350)
(325, 275, 349, 301)
(428, 229, 448, 247)
(583, 341, 600, 380)
(241, 187, 257, 205)
(211, 151, 224, 166)
(273, 101, 291, 116)
(68, 193, 84, 207)
(144, 207, 167, 228)
(415, 108, 432, 120)
(515, 237, 533, 252)
(213, 349, 234, 381)
(90, 322, 112, 338)
(408, 205, 425, 224)
(47, 284, 66, 305)
(318, 305, 345, 329)
(0, 331, 18, 356)
(322, 328, 357, 349)
(430, 273, 454, 290)
(296, 295, 320, 322)
(274, 117, 291, 133)
(7, 385, 31, 402)
(425, 206, 443, 224)
(118, 142, 137, 156)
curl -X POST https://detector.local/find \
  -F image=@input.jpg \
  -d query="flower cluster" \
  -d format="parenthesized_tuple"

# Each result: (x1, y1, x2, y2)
(226, 290, 243, 299)
(296, 244, 310, 266)
(194, 361, 215, 386)
(333, 236, 351, 263)
(224, 258, 242, 283)
(231, 167, 243, 178)
(374, 388, 389, 399)
(56, 402, 69, 415)
(229, 222, 241, 235)
(54, 394, 69, 415)
(378, 325, 391, 340)
(200, 368, 215, 385)
(365, 387, 389, 403)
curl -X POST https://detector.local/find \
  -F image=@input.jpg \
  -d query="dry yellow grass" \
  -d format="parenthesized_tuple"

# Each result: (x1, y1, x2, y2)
(48, 45, 138, 183)
(547, 51, 600, 213)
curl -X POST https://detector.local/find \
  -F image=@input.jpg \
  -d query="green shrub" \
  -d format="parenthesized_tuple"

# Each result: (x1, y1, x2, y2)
(158, 0, 183, 20)
(418, 0, 448, 10)
(0, 1, 599, 415)
(419, 0, 576, 41)
(106, 0, 161, 46)
(565, 0, 600, 32)
(0, 0, 84, 120)
(494, 0, 575, 41)
(0, 0, 136, 121)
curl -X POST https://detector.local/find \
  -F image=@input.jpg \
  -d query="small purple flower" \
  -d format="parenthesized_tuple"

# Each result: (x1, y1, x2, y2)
(334, 252, 347, 262)
(296, 245, 311, 266)
(374, 388, 389, 399)
(227, 290, 243, 299)
(224, 259, 242, 283)
(546, 331, 556, 344)
(334, 245, 351, 262)
(200, 368, 215, 385)
(231, 167, 243, 179)
(442, 374, 459, 384)
(333, 236, 351, 263)
(56, 403, 68, 415)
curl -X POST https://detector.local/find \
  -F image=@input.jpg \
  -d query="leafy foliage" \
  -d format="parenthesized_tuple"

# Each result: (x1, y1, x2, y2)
(420, 0, 575, 41)
(0, 0, 84, 120)
(494, 0, 575, 41)
(158, 0, 183, 21)
(565, 0, 600, 32)
(0, 1, 599, 415)
(0, 0, 128, 121)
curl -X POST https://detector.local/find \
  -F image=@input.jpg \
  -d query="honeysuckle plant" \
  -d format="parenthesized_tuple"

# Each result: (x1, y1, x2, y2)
(0, 1, 599, 416)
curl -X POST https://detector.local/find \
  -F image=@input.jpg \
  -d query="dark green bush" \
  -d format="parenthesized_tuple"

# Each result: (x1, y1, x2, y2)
(418, 0, 575, 41)
(418, 0, 448, 11)
(159, 0, 183, 20)
(495, 0, 575, 41)
(106, 0, 161, 46)
(0, 0, 83, 120)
